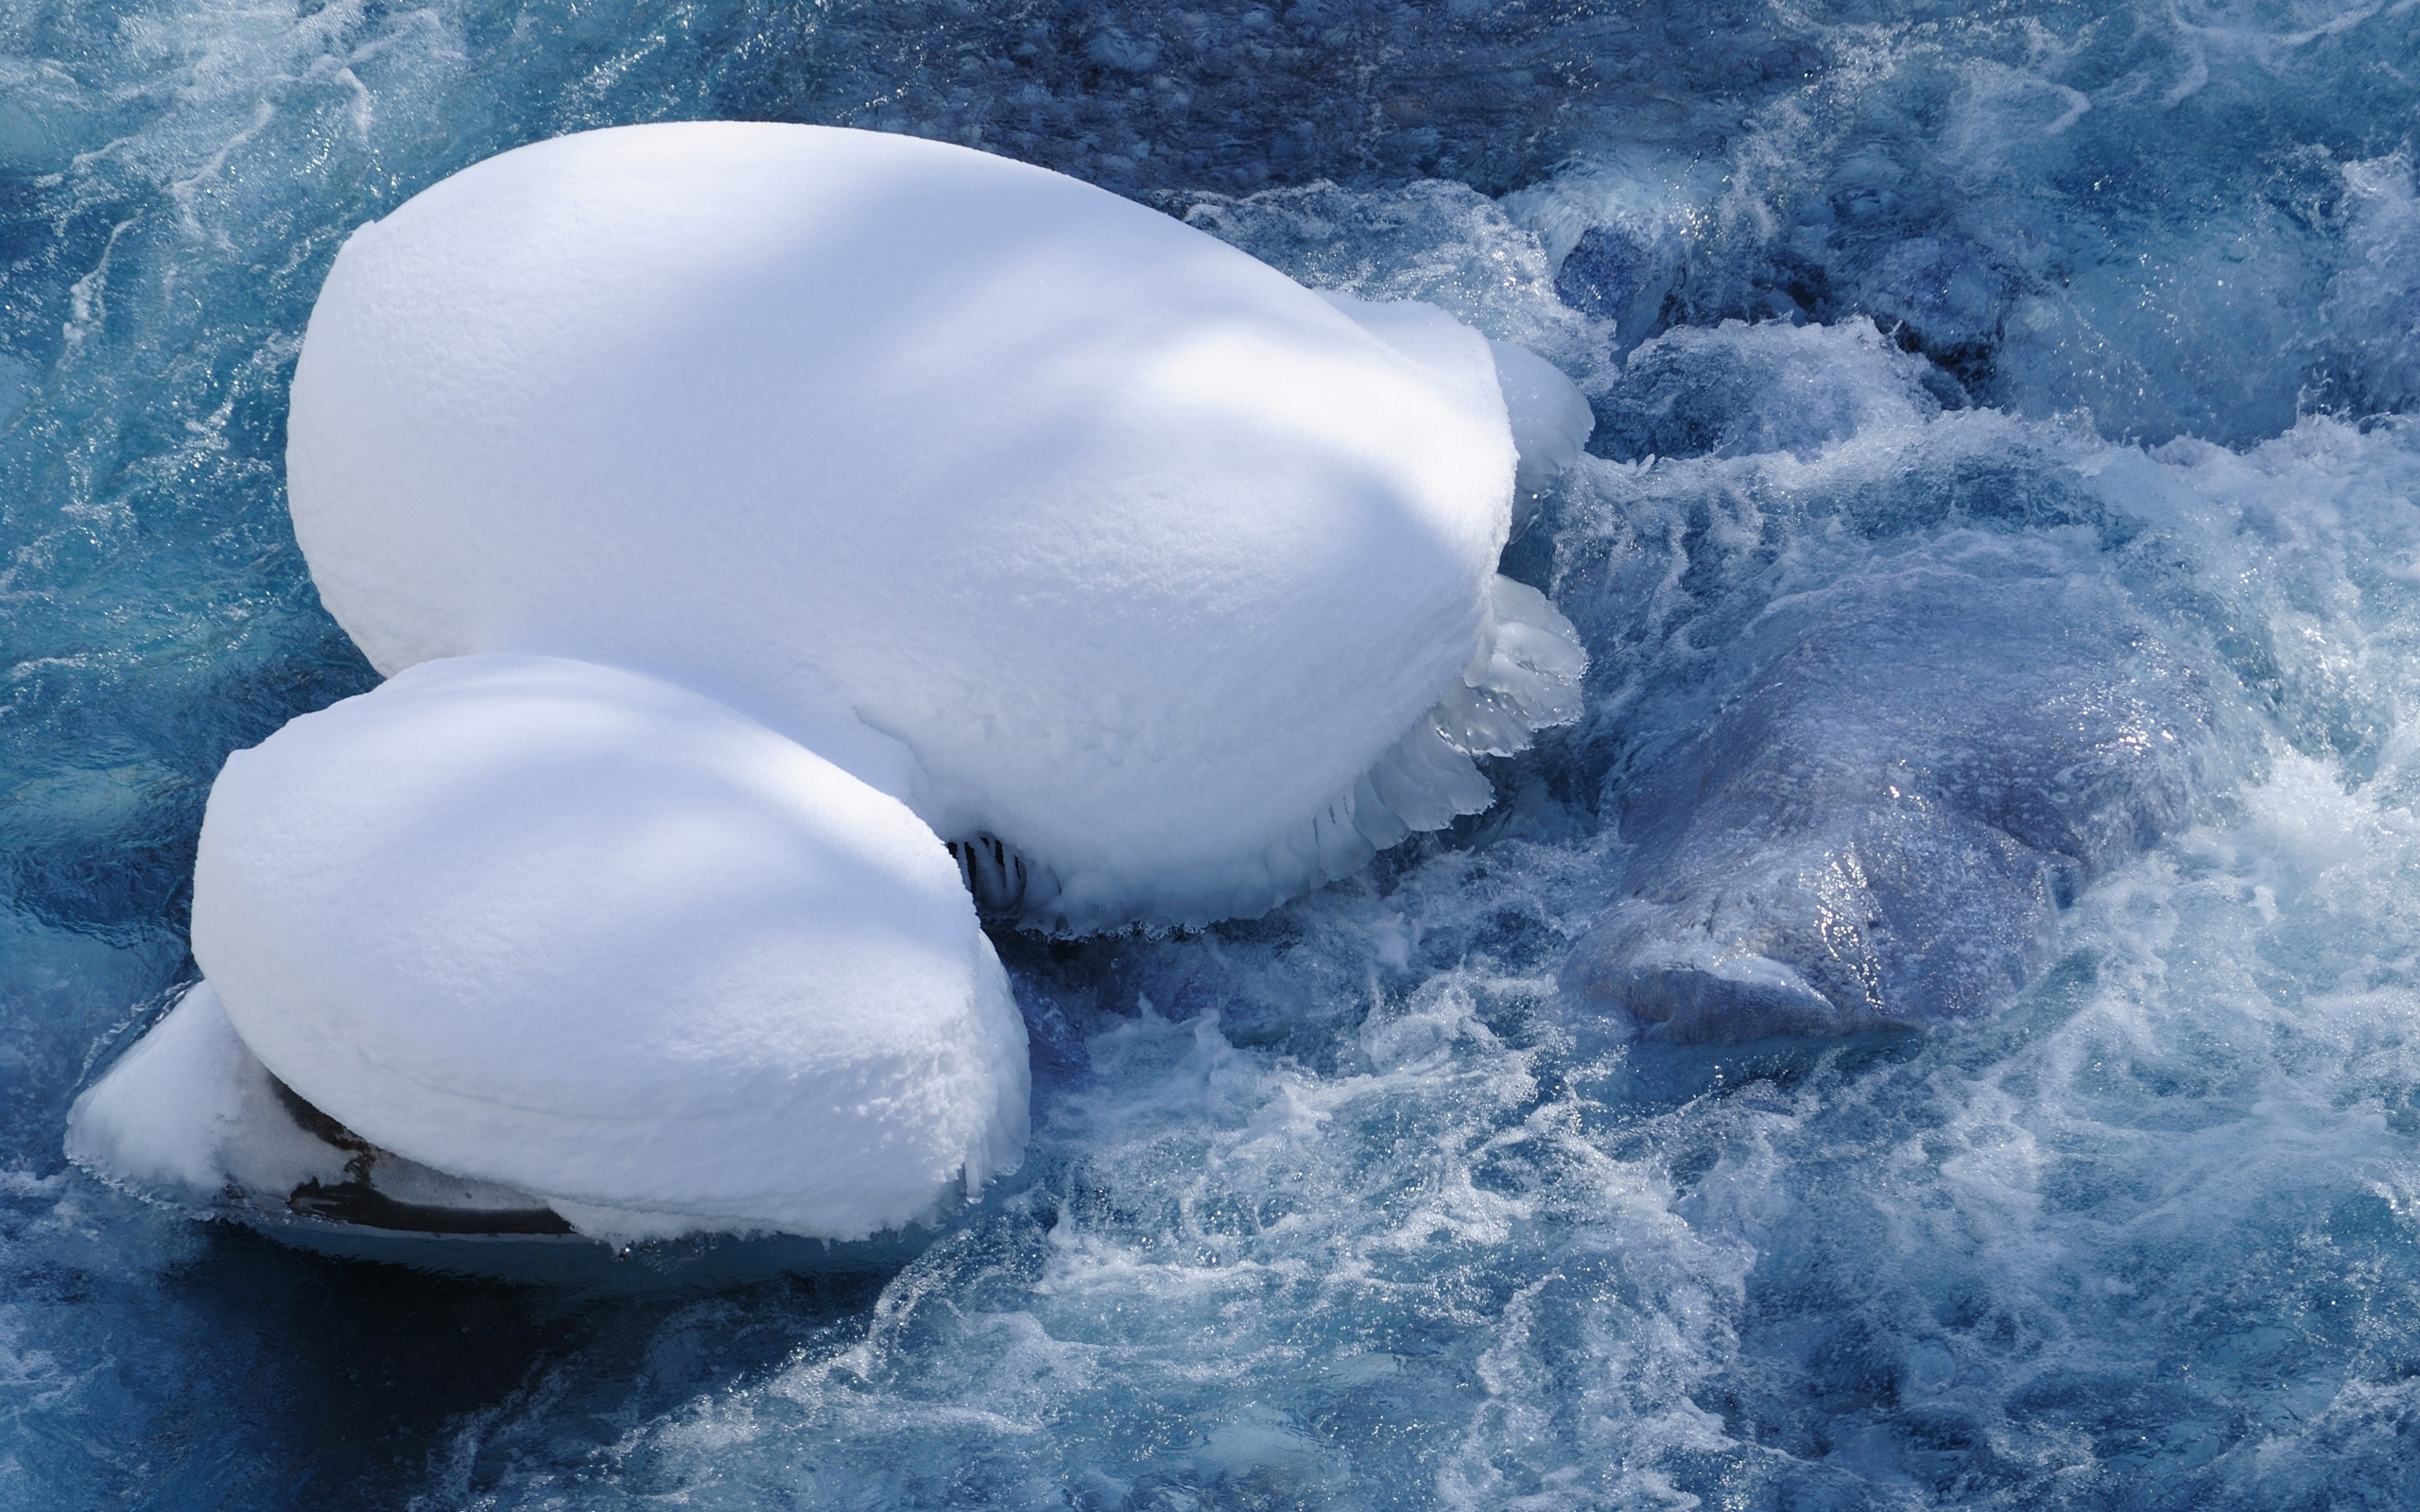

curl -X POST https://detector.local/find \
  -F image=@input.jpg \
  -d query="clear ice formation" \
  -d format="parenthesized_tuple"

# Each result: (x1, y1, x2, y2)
(285, 121, 1587, 933)
(83, 656, 1029, 1244)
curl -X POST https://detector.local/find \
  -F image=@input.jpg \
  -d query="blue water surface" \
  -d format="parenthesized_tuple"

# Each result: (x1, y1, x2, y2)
(6, 1, 2420, 1506)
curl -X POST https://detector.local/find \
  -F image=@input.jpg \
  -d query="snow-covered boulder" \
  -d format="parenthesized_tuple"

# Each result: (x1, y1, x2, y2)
(180, 655, 1028, 1244)
(287, 121, 1583, 931)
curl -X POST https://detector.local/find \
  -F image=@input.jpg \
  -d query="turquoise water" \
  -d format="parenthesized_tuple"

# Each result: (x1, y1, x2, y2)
(5, 1, 2420, 1505)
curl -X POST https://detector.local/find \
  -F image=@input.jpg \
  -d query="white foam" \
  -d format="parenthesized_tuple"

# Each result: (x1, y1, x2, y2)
(188, 655, 1028, 1243)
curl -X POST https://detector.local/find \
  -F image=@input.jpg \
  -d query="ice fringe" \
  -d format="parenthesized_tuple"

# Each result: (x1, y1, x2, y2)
(954, 574, 1586, 932)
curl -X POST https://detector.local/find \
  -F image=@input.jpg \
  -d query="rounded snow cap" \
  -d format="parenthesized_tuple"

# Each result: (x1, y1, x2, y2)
(191, 655, 1029, 1244)
(288, 121, 1582, 932)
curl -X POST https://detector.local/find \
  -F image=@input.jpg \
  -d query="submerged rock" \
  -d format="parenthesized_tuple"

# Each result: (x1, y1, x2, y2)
(1563, 564, 2209, 1041)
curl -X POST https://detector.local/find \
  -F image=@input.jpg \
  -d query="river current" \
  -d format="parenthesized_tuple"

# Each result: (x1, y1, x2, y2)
(5, 2, 2420, 1506)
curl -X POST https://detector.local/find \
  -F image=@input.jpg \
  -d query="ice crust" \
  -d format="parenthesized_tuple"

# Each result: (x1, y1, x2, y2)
(285, 121, 1553, 932)
(187, 655, 1028, 1243)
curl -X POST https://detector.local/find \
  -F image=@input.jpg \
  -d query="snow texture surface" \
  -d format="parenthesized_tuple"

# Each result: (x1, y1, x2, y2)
(190, 655, 1028, 1243)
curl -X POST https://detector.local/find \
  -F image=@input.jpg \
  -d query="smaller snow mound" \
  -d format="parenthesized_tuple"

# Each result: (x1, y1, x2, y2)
(190, 656, 1028, 1243)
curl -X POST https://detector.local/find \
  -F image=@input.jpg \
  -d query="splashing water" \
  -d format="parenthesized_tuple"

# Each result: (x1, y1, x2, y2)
(5, 0, 2420, 1506)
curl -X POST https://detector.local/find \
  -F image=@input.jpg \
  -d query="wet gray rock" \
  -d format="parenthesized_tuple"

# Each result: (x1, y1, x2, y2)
(1563, 565, 2209, 1041)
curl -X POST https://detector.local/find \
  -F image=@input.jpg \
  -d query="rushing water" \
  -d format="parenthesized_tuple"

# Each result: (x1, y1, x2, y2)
(6, 1, 2420, 1506)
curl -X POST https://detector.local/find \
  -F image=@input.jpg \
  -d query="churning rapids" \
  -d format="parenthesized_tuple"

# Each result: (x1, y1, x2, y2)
(6, 1, 2420, 1507)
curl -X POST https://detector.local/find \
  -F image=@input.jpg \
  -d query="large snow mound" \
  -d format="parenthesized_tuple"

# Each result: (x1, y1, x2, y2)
(189, 655, 1029, 1243)
(286, 121, 1529, 932)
